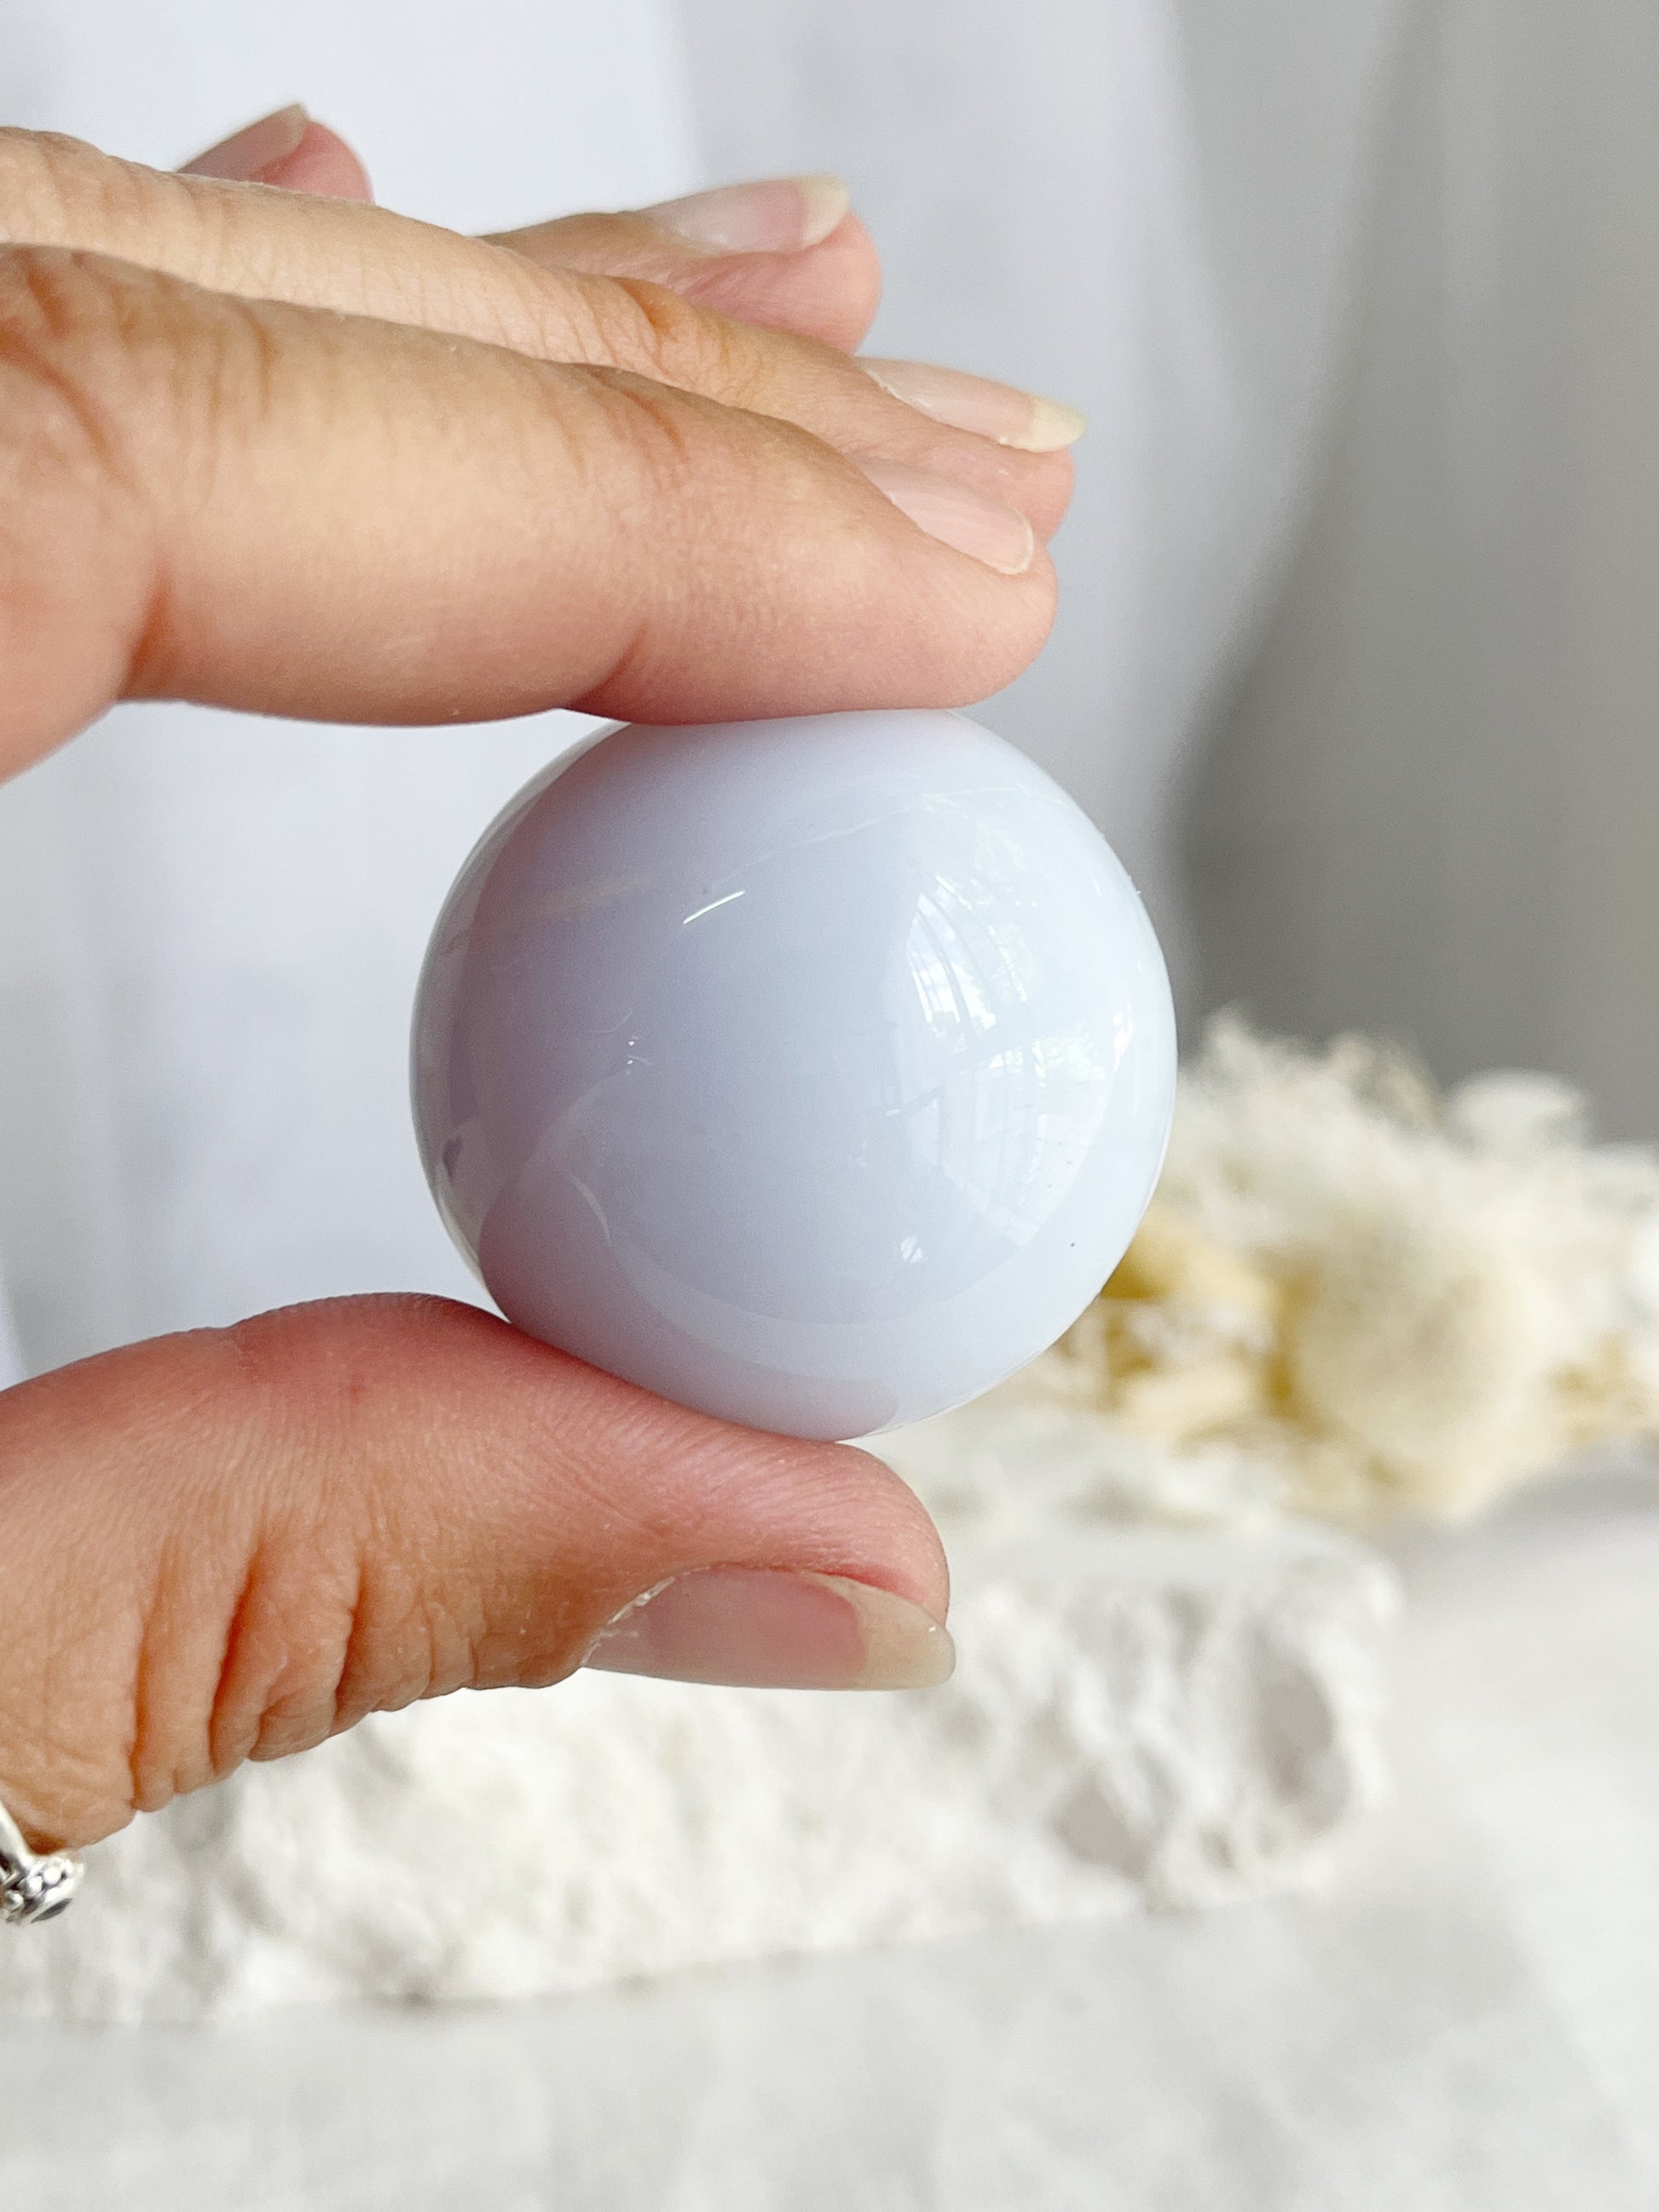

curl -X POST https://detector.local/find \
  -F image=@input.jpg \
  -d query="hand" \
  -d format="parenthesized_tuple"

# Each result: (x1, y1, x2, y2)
(0, 113, 1082, 1856)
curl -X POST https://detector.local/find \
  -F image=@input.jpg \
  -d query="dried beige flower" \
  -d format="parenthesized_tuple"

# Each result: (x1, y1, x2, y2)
(951, 1019, 1659, 1530)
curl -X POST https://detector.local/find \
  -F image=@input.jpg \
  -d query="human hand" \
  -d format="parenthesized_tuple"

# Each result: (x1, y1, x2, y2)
(0, 115, 1082, 1857)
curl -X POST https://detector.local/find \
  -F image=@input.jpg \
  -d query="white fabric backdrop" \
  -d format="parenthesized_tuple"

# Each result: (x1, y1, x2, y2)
(1189, 0, 1659, 1141)
(0, 0, 700, 1382)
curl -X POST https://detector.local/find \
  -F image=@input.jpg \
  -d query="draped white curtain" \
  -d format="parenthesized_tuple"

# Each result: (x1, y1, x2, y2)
(1189, 0, 1659, 1141)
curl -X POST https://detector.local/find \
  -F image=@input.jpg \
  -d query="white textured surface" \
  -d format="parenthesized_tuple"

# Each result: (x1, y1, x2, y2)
(2, 1470, 1655, 2211)
(0, 1523, 1395, 2024)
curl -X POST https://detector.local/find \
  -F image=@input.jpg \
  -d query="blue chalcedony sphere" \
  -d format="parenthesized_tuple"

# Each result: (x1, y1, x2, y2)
(411, 710, 1176, 1441)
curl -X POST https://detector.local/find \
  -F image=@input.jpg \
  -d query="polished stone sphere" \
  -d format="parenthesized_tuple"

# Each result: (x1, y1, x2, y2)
(411, 711, 1175, 1440)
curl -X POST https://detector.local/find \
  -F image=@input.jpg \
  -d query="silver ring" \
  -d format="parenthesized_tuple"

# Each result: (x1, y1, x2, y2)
(0, 1796, 83, 1926)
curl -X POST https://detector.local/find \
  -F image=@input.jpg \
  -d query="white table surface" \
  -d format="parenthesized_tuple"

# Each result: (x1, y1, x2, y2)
(2, 1468, 1656, 2212)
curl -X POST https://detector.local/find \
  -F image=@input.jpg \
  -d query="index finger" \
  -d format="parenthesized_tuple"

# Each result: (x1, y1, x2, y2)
(1, 246, 1052, 777)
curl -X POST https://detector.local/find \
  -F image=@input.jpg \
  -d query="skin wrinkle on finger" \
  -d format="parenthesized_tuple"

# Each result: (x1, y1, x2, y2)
(124, 1327, 462, 1797)
(204, 1541, 277, 1781)
(219, 1308, 516, 1743)
(228, 1531, 373, 1770)
(0, 131, 1071, 539)
(130, 1392, 322, 1810)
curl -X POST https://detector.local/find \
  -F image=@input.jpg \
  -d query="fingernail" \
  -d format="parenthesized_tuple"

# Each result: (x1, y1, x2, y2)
(181, 104, 309, 182)
(853, 455, 1036, 575)
(584, 1568, 955, 1690)
(862, 358, 1087, 453)
(641, 174, 850, 255)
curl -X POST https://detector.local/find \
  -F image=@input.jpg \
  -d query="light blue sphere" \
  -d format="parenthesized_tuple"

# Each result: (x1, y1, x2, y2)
(412, 711, 1175, 1441)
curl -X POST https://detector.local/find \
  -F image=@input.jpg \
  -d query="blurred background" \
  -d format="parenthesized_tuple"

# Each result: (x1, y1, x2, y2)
(3, 2, 1659, 2204)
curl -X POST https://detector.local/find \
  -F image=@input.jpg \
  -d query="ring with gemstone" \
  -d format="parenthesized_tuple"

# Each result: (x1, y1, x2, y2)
(0, 1795, 83, 1926)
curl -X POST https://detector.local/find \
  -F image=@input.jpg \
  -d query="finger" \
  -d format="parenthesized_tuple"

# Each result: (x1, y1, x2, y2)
(0, 1296, 952, 1851)
(488, 179, 882, 354)
(0, 130, 1076, 538)
(178, 104, 373, 202)
(0, 246, 1053, 775)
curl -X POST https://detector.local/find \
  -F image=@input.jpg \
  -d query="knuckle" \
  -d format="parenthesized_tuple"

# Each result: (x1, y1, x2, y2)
(0, 127, 157, 259)
(598, 371, 707, 500)
(199, 1308, 482, 1770)
(0, 219, 261, 450)
(0, 240, 246, 511)
(0, 247, 155, 754)
(0, 125, 229, 297)
(627, 278, 774, 414)
(555, 266, 771, 409)
(0, 243, 291, 719)
(0, 127, 94, 242)
(0, 246, 135, 482)
(607, 274, 728, 384)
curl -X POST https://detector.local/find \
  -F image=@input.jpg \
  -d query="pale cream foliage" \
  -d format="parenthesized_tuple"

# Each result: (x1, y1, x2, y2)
(1006, 1019, 1659, 1528)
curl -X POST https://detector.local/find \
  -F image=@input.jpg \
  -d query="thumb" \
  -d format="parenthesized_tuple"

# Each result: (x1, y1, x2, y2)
(0, 1297, 951, 1853)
